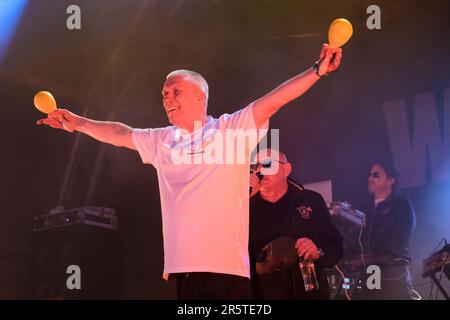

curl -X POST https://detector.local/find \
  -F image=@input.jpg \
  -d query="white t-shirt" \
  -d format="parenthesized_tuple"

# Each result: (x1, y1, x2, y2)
(132, 103, 268, 278)
(374, 198, 386, 207)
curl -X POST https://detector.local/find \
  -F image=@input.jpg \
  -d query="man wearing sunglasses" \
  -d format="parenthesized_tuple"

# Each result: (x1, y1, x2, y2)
(347, 162, 416, 300)
(248, 149, 343, 299)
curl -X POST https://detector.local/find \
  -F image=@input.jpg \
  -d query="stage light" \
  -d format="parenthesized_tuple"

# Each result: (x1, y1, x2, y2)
(0, 0, 29, 61)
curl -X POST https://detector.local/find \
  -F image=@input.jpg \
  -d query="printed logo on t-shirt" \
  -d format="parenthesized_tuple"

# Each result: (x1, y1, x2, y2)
(297, 206, 313, 219)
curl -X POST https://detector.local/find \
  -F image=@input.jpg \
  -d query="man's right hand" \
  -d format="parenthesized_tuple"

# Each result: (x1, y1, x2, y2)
(36, 109, 84, 132)
(37, 109, 136, 150)
(250, 173, 261, 198)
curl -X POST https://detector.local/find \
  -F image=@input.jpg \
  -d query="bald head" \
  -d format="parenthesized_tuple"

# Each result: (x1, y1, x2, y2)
(256, 148, 288, 164)
(253, 148, 291, 178)
(255, 148, 292, 200)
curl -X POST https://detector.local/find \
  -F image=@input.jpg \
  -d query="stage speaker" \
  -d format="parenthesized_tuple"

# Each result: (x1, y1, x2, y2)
(30, 223, 122, 299)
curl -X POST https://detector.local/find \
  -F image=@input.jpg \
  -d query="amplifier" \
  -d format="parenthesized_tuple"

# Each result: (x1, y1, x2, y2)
(33, 206, 117, 232)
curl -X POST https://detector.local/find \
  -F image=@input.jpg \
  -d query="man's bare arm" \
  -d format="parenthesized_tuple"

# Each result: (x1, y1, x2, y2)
(252, 44, 343, 128)
(37, 109, 136, 150)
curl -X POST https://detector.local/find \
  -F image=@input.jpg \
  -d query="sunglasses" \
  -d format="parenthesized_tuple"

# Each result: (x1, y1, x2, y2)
(368, 172, 380, 179)
(250, 159, 287, 174)
(253, 158, 288, 168)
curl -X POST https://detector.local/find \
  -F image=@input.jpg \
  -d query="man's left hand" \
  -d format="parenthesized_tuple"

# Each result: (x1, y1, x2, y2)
(295, 237, 321, 260)
(317, 44, 343, 76)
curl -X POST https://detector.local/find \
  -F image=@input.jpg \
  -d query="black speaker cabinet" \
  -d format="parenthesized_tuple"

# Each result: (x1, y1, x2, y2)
(30, 224, 122, 299)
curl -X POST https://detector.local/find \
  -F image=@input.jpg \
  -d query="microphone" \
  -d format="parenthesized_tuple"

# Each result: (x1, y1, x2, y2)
(249, 172, 263, 195)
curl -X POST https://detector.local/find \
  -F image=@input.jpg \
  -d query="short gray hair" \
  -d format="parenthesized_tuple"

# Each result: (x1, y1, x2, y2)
(166, 69, 209, 100)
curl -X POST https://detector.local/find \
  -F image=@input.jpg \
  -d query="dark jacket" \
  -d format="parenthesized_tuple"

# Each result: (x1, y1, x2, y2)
(359, 192, 416, 260)
(345, 192, 416, 300)
(249, 182, 344, 299)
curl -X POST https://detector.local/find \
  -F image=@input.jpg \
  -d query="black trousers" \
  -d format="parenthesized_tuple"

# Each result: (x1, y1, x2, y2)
(352, 266, 413, 300)
(173, 272, 250, 300)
